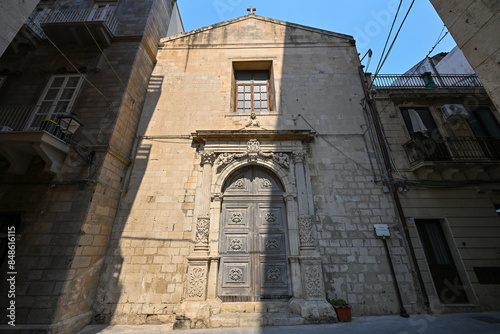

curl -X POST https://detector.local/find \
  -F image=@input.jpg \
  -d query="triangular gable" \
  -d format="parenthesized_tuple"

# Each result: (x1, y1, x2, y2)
(160, 14, 354, 45)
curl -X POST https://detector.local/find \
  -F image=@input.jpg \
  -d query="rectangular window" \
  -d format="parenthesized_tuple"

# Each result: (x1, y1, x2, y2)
(29, 75, 83, 130)
(235, 70, 270, 112)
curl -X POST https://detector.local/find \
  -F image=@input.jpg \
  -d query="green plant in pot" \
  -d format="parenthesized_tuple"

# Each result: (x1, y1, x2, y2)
(327, 297, 351, 322)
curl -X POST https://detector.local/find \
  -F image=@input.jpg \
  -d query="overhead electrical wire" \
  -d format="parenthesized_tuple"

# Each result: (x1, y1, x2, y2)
(372, 0, 403, 78)
(371, 0, 416, 87)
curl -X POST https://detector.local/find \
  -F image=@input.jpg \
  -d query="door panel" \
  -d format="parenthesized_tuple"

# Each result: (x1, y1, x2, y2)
(219, 166, 291, 300)
(416, 219, 468, 304)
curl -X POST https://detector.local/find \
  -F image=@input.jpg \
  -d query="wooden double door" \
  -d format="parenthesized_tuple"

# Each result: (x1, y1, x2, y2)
(218, 166, 291, 301)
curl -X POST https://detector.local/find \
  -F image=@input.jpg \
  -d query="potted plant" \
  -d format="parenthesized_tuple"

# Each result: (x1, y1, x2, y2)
(327, 297, 351, 322)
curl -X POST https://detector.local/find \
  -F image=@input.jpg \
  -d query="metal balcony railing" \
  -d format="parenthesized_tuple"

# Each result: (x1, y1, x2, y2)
(0, 105, 68, 137)
(42, 8, 118, 34)
(373, 74, 483, 89)
(404, 137, 500, 165)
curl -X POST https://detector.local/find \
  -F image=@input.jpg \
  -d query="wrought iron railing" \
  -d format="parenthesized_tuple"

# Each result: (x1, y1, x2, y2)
(404, 137, 500, 165)
(373, 74, 483, 89)
(41, 8, 118, 34)
(0, 105, 67, 137)
(25, 14, 46, 39)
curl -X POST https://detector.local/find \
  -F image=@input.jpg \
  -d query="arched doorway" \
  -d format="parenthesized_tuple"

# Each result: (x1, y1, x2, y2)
(218, 165, 291, 301)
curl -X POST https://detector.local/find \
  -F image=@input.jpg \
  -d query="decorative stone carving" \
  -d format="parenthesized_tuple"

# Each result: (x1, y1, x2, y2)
(265, 239, 279, 250)
(267, 268, 281, 282)
(247, 139, 260, 153)
(229, 268, 243, 282)
(195, 217, 209, 247)
(229, 239, 243, 251)
(304, 266, 322, 298)
(211, 193, 223, 201)
(188, 267, 206, 298)
(262, 178, 272, 188)
(233, 178, 245, 188)
(245, 113, 260, 127)
(265, 212, 276, 223)
(231, 213, 243, 224)
(200, 151, 216, 165)
(283, 192, 297, 201)
(298, 215, 315, 248)
(293, 151, 306, 164)
(214, 139, 291, 172)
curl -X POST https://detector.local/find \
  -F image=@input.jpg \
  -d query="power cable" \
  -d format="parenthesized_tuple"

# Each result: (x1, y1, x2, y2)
(373, 0, 403, 78)
(371, 0, 416, 87)
(295, 114, 383, 177)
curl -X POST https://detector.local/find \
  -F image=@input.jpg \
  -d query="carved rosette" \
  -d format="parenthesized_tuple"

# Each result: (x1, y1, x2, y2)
(194, 217, 209, 251)
(265, 239, 279, 250)
(229, 268, 243, 282)
(188, 267, 206, 298)
(200, 151, 216, 166)
(304, 266, 322, 298)
(265, 212, 276, 223)
(298, 215, 315, 249)
(267, 268, 281, 282)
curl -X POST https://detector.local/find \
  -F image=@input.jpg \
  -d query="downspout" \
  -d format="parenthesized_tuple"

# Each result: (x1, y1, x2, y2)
(358, 66, 430, 311)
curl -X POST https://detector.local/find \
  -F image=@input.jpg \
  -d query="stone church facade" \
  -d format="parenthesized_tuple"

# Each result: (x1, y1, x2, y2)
(94, 13, 422, 327)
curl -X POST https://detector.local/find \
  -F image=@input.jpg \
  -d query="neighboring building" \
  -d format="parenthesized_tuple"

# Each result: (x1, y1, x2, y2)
(93, 13, 423, 328)
(370, 49, 500, 314)
(0, 1, 183, 333)
(0, 0, 41, 57)
(429, 0, 500, 112)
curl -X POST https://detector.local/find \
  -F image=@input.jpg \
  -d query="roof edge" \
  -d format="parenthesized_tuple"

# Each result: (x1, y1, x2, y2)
(160, 14, 354, 43)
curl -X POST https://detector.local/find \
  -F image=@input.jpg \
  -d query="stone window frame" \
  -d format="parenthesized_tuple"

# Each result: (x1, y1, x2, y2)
(231, 61, 276, 113)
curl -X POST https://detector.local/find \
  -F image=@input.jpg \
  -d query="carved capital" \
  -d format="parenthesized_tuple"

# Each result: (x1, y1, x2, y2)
(283, 192, 297, 201)
(200, 151, 216, 166)
(293, 151, 306, 164)
(212, 193, 223, 201)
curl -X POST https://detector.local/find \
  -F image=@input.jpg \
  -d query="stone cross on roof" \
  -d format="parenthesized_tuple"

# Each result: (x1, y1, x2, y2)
(247, 6, 256, 14)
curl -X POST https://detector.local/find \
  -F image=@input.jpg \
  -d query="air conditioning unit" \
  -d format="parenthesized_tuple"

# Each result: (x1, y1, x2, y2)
(441, 104, 468, 120)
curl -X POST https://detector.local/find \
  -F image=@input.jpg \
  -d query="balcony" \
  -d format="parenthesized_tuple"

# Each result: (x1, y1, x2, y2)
(372, 74, 483, 89)
(40, 8, 118, 47)
(9, 12, 46, 53)
(0, 106, 71, 175)
(403, 137, 500, 180)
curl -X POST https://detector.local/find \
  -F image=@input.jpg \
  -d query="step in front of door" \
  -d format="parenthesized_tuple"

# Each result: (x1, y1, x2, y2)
(210, 312, 305, 327)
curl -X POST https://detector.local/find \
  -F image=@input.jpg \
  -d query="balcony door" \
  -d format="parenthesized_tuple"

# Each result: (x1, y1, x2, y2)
(218, 166, 291, 301)
(29, 75, 83, 130)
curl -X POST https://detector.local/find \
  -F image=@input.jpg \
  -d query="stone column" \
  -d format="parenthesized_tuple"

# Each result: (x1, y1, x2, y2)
(293, 151, 315, 251)
(194, 151, 215, 252)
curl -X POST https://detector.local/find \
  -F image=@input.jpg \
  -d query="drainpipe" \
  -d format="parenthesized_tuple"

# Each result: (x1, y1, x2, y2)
(358, 66, 429, 312)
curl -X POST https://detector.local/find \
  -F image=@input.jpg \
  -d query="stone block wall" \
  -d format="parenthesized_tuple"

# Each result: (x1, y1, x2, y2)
(95, 15, 420, 324)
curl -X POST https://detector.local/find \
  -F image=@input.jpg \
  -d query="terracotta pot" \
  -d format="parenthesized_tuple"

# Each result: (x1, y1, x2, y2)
(334, 305, 352, 322)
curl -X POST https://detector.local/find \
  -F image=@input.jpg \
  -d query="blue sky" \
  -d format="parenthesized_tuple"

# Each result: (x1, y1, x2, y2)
(176, 0, 457, 74)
